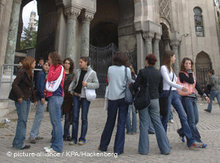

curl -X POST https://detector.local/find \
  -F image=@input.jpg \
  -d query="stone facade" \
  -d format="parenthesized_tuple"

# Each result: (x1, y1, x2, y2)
(0, 0, 219, 78)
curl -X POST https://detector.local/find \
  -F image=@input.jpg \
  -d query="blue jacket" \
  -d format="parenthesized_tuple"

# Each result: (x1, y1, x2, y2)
(35, 70, 46, 100)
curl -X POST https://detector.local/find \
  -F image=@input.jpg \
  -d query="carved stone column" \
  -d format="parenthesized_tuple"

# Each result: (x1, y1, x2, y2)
(4, 0, 22, 68)
(65, 6, 80, 61)
(81, 12, 94, 57)
(136, 32, 145, 70)
(143, 31, 154, 55)
(171, 40, 180, 73)
(153, 34, 161, 69)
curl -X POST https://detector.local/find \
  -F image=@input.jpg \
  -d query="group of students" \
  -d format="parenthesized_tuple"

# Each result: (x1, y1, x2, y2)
(10, 50, 215, 155)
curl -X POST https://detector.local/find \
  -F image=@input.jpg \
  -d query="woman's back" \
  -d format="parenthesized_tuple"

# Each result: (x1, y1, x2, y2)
(107, 65, 132, 100)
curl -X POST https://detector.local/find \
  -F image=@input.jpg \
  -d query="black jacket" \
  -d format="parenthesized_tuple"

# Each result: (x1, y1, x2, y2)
(134, 66, 163, 99)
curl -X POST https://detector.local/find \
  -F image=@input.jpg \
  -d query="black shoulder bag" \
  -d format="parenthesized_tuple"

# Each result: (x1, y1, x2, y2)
(159, 73, 174, 116)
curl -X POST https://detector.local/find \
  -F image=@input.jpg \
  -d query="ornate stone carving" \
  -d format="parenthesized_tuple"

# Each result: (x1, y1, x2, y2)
(64, 6, 81, 19)
(83, 11, 94, 22)
(159, 0, 171, 23)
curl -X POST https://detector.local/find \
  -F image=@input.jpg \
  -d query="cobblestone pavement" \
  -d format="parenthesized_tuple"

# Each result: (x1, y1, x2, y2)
(0, 100, 220, 163)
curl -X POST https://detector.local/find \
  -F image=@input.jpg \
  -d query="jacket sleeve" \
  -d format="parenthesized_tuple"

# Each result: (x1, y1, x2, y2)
(195, 81, 207, 97)
(86, 71, 99, 89)
(47, 65, 62, 82)
(133, 69, 143, 91)
(36, 71, 45, 99)
(179, 72, 194, 84)
(12, 70, 24, 99)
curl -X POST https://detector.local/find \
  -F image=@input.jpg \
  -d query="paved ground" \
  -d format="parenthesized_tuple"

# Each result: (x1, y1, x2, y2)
(0, 99, 220, 163)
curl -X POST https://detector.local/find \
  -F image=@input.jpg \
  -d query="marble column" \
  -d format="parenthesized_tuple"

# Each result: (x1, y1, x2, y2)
(153, 34, 161, 69)
(4, 0, 22, 67)
(136, 32, 145, 70)
(143, 32, 154, 55)
(65, 6, 80, 61)
(81, 12, 93, 57)
(171, 40, 180, 73)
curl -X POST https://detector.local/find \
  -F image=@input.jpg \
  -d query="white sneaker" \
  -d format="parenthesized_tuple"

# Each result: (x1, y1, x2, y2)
(45, 147, 56, 153)
(44, 146, 50, 151)
(169, 119, 174, 123)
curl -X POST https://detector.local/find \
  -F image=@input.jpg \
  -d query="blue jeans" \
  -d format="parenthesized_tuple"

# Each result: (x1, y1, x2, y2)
(72, 95, 90, 143)
(139, 99, 170, 155)
(207, 90, 220, 112)
(161, 90, 195, 147)
(182, 97, 201, 142)
(13, 99, 31, 149)
(30, 100, 44, 139)
(99, 98, 128, 154)
(126, 104, 137, 133)
(48, 96, 63, 152)
(63, 112, 71, 138)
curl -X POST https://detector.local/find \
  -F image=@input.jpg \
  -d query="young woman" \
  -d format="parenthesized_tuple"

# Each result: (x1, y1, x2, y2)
(44, 52, 65, 153)
(68, 57, 99, 145)
(62, 58, 74, 141)
(160, 50, 203, 149)
(12, 56, 36, 150)
(177, 57, 209, 147)
(29, 61, 50, 144)
(99, 51, 132, 155)
(134, 54, 170, 155)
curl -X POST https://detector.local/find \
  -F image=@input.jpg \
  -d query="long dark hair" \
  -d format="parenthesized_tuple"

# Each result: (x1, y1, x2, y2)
(180, 57, 194, 72)
(112, 51, 129, 66)
(162, 50, 175, 72)
(80, 56, 90, 66)
(63, 58, 74, 74)
(48, 51, 62, 66)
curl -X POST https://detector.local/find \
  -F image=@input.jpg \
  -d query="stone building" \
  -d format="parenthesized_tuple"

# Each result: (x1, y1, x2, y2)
(28, 11, 37, 31)
(0, 0, 220, 96)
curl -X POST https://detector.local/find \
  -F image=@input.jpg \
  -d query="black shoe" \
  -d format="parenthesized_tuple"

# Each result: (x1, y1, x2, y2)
(98, 146, 107, 152)
(148, 131, 155, 134)
(204, 109, 211, 113)
(63, 136, 72, 141)
(20, 145, 31, 150)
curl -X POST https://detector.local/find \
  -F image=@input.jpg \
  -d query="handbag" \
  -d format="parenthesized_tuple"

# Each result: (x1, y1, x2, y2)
(46, 66, 64, 92)
(159, 73, 174, 116)
(84, 70, 96, 101)
(124, 67, 133, 104)
(134, 68, 151, 110)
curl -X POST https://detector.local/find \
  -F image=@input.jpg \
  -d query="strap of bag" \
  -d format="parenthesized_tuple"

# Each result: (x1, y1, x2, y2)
(168, 72, 175, 96)
(84, 70, 94, 82)
(125, 66, 128, 85)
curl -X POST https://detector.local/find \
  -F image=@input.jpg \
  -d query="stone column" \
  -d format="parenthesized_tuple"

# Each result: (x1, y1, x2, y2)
(81, 12, 94, 57)
(143, 31, 154, 55)
(171, 40, 180, 73)
(153, 34, 161, 69)
(65, 6, 80, 61)
(4, 0, 22, 67)
(0, 0, 6, 23)
(136, 32, 145, 70)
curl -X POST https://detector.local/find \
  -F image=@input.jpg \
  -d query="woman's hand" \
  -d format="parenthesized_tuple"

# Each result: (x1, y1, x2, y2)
(182, 87, 188, 92)
(205, 97, 210, 103)
(18, 98, 23, 103)
(82, 81, 87, 87)
(41, 98, 45, 105)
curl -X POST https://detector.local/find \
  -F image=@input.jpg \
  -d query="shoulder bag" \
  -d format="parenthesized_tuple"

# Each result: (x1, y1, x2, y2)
(84, 70, 96, 101)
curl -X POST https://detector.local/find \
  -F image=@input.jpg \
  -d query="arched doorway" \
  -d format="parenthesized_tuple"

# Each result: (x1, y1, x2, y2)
(196, 51, 212, 88)
(90, 0, 135, 97)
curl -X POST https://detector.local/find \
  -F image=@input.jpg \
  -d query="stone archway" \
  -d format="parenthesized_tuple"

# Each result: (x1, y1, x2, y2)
(196, 51, 212, 88)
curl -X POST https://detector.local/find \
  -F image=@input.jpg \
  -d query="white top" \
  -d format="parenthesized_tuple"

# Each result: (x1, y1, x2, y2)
(160, 65, 183, 91)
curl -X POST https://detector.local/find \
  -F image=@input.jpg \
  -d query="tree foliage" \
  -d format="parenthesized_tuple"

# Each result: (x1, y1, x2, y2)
(20, 27, 37, 50)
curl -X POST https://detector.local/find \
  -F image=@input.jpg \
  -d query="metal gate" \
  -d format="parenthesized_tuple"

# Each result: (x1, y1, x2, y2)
(89, 43, 117, 97)
(196, 67, 210, 89)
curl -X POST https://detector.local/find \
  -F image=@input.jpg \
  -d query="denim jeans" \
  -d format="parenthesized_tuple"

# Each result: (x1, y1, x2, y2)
(63, 112, 71, 138)
(30, 100, 44, 139)
(48, 96, 63, 152)
(138, 99, 170, 155)
(207, 90, 220, 112)
(182, 97, 201, 142)
(99, 98, 128, 154)
(161, 90, 195, 147)
(13, 99, 31, 149)
(72, 95, 90, 143)
(126, 104, 137, 133)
